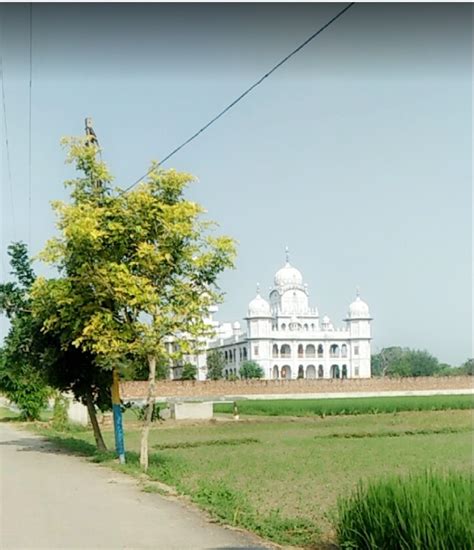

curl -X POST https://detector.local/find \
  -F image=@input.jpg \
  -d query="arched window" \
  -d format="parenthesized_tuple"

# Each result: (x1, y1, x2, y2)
(298, 365, 304, 379)
(342, 365, 348, 379)
(224, 369, 228, 378)
(317, 344, 324, 358)
(233, 349, 237, 362)
(306, 344, 316, 358)
(243, 348, 248, 359)
(330, 344, 340, 358)
(306, 365, 316, 379)
(225, 351, 228, 362)
(281, 365, 291, 379)
(272, 344, 279, 358)
(331, 365, 340, 379)
(280, 344, 291, 358)
(318, 365, 324, 378)
(298, 344, 304, 358)
(341, 344, 347, 358)
(228, 350, 232, 362)
(304, 324, 309, 331)
(281, 323, 287, 331)
(273, 365, 279, 379)
(311, 323, 315, 331)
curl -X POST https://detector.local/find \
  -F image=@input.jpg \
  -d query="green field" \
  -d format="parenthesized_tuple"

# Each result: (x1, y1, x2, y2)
(214, 394, 474, 417)
(30, 406, 474, 548)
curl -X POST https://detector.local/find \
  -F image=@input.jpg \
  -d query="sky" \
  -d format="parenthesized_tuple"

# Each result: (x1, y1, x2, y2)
(0, 3, 472, 365)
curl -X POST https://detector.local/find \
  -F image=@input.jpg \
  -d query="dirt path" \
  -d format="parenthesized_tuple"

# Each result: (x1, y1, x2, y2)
(0, 423, 268, 549)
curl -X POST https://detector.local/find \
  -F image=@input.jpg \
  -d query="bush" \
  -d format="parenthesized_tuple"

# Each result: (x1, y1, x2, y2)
(239, 361, 264, 379)
(335, 470, 473, 550)
(180, 363, 198, 380)
(52, 394, 69, 431)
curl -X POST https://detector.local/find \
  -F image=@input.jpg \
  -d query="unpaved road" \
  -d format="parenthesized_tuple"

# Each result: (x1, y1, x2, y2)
(0, 424, 268, 549)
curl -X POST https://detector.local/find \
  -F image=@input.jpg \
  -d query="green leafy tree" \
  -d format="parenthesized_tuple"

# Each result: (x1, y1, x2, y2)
(181, 362, 198, 380)
(33, 136, 236, 470)
(239, 360, 264, 379)
(0, 243, 50, 420)
(371, 347, 441, 377)
(206, 350, 225, 380)
(0, 242, 110, 447)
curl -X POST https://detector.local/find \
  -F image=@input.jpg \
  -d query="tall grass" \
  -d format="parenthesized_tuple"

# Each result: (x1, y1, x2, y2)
(335, 470, 473, 550)
(214, 394, 473, 417)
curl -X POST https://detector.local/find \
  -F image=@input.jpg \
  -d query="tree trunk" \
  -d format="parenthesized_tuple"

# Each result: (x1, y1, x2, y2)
(140, 355, 156, 472)
(85, 392, 107, 452)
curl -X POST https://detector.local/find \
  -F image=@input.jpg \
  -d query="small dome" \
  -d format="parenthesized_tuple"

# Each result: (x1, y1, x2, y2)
(322, 315, 330, 324)
(248, 293, 271, 317)
(274, 262, 303, 288)
(348, 295, 370, 318)
(232, 321, 241, 330)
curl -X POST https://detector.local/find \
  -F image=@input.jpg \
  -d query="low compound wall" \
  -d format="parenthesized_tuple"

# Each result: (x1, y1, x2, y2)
(121, 376, 473, 401)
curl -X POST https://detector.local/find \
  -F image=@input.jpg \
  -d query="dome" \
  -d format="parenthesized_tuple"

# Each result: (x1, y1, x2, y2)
(348, 295, 370, 319)
(274, 262, 303, 288)
(248, 292, 271, 317)
(232, 321, 241, 330)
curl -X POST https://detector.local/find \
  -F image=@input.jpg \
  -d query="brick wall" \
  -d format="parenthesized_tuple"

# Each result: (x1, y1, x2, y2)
(121, 376, 473, 399)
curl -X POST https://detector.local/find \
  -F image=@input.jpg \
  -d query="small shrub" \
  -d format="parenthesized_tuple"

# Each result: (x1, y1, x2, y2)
(335, 470, 473, 550)
(52, 394, 69, 431)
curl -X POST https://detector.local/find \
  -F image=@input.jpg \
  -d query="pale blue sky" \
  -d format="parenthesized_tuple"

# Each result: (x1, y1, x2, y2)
(1, 3, 472, 364)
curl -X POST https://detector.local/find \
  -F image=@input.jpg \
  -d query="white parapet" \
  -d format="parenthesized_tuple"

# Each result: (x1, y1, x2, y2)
(170, 401, 213, 420)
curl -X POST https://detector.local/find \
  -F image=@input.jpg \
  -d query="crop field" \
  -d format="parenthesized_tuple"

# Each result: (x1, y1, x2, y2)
(28, 405, 474, 548)
(214, 393, 474, 417)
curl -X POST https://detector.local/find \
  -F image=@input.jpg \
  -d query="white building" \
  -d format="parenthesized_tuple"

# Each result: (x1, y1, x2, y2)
(206, 253, 373, 380)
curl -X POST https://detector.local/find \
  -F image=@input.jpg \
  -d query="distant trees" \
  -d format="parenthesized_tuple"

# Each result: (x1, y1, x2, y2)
(372, 347, 471, 377)
(206, 350, 225, 380)
(239, 361, 264, 379)
(181, 363, 198, 380)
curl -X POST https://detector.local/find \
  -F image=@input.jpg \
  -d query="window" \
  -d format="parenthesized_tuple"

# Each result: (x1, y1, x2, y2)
(272, 344, 279, 358)
(354, 366, 359, 376)
(317, 344, 324, 357)
(298, 344, 304, 358)
(280, 344, 291, 358)
(281, 323, 287, 331)
(298, 365, 304, 379)
(354, 345, 359, 356)
(254, 345, 259, 356)
(341, 344, 347, 358)
(306, 344, 316, 358)
(318, 365, 324, 378)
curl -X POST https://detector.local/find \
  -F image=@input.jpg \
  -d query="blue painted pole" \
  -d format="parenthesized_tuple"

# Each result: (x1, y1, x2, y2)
(111, 367, 126, 464)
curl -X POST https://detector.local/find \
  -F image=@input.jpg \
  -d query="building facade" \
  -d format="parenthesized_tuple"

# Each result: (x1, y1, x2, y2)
(206, 255, 373, 380)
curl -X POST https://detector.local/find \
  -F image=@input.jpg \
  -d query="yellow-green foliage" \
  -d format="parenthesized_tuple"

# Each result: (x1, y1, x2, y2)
(32, 137, 236, 369)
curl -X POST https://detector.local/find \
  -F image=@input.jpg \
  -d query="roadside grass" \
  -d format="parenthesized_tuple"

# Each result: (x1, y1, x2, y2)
(29, 408, 473, 548)
(0, 407, 21, 421)
(214, 394, 474, 417)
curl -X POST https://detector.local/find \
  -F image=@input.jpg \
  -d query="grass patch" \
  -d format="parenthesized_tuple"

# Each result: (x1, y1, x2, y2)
(193, 480, 320, 547)
(316, 425, 473, 439)
(335, 470, 473, 550)
(214, 394, 474, 417)
(153, 437, 259, 450)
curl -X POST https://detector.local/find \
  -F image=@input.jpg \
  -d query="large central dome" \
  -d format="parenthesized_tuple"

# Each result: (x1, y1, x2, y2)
(274, 262, 304, 288)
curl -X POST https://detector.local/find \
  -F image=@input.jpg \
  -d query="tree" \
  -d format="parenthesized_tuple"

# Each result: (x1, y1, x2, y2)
(180, 362, 198, 380)
(0, 243, 50, 420)
(371, 347, 441, 377)
(206, 350, 225, 380)
(33, 136, 236, 470)
(0, 242, 110, 447)
(239, 360, 264, 379)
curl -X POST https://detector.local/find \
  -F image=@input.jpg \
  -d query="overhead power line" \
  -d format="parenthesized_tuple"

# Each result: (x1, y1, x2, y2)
(122, 2, 355, 193)
(28, 2, 33, 249)
(0, 54, 17, 241)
